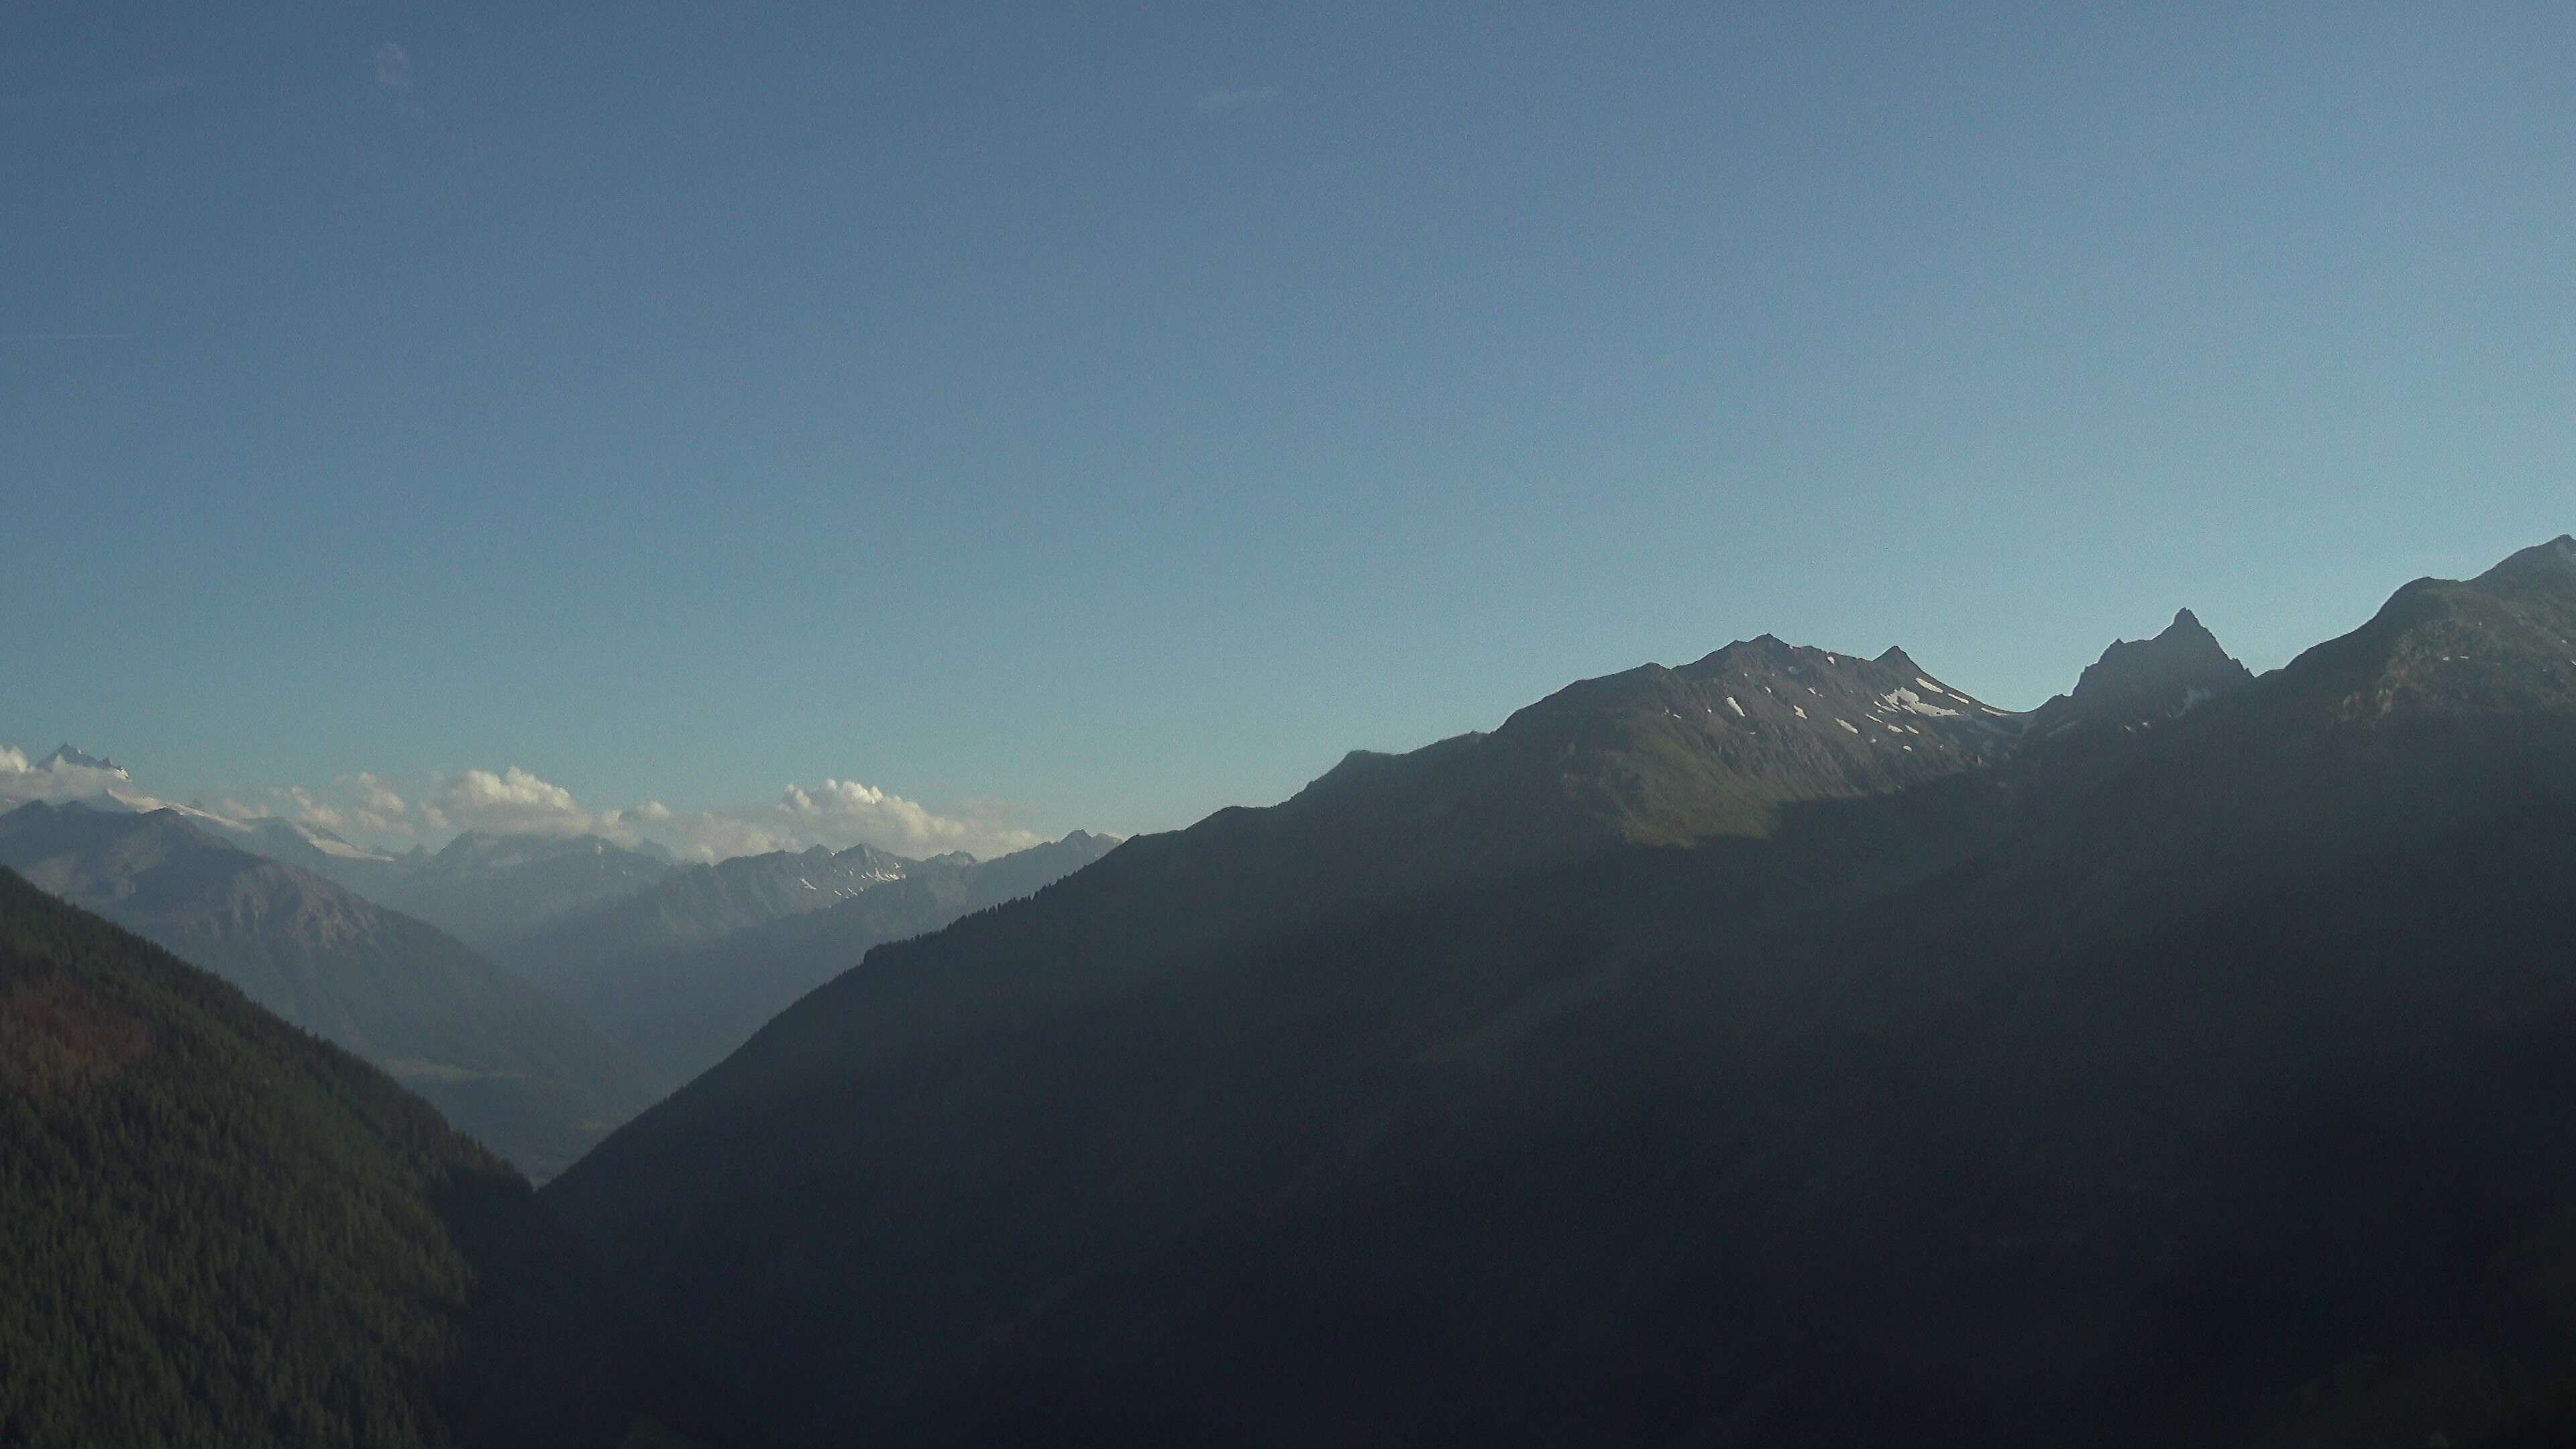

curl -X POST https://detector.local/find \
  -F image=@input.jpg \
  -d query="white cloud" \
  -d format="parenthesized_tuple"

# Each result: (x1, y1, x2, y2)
(668, 814, 792, 863)
(2, 743, 1049, 867)
(0, 743, 166, 812)
(282, 785, 345, 832)
(433, 766, 619, 839)
(405, 765, 1038, 862)
(272, 774, 409, 837)
(356, 773, 404, 816)
(782, 777, 975, 851)
(679, 777, 1040, 863)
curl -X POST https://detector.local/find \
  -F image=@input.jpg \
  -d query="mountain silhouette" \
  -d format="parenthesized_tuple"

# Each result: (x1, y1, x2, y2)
(548, 536, 2576, 1447)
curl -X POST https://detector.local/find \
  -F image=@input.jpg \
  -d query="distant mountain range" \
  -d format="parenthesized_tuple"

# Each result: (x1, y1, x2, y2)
(504, 841, 916, 987)
(0, 868, 750, 1447)
(7, 749, 1119, 1006)
(0, 759, 1128, 1156)
(0, 802, 662, 1181)
(537, 831, 1120, 1083)
(206, 814, 1112, 1041)
(189, 823, 679, 954)
(548, 536, 2576, 1448)
(374, 830, 679, 954)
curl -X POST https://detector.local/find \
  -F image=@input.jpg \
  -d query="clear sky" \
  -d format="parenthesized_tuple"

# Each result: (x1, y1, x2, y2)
(5, 1, 2571, 854)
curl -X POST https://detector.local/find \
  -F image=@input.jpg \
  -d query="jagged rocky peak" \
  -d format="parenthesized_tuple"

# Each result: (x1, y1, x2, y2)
(2056, 608, 2253, 724)
(1676, 633, 2002, 718)
(38, 743, 128, 778)
(1683, 633, 1806, 674)
(1875, 645, 1927, 676)
(2076, 608, 2241, 690)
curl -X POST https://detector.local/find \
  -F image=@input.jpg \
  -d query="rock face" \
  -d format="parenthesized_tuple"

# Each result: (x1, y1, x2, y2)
(35, 744, 125, 777)
(547, 536, 2576, 1449)
(2025, 608, 2255, 741)
(2267, 534, 2576, 724)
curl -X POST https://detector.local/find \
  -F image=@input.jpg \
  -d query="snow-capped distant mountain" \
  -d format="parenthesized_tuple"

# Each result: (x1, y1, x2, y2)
(36, 743, 127, 778)
(187, 814, 413, 900)
(1, 743, 1099, 975)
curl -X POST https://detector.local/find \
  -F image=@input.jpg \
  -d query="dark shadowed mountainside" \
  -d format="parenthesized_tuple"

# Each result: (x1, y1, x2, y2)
(549, 537, 2576, 1447)
(0, 869, 751, 1448)
(0, 803, 662, 1181)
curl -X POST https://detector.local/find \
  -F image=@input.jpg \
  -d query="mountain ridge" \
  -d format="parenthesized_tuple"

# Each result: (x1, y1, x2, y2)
(379, 830, 677, 953)
(547, 534, 2576, 1448)
(0, 867, 751, 1448)
(504, 841, 918, 989)
(0, 801, 661, 1180)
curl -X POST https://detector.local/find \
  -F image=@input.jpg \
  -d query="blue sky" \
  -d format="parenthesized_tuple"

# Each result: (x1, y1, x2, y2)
(4, 1, 2571, 853)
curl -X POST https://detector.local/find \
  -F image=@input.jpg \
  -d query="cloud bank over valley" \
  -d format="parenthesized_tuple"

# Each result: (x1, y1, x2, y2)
(0, 745, 1044, 863)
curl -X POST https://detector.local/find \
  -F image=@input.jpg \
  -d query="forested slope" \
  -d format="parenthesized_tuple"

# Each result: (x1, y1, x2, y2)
(0, 867, 748, 1449)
